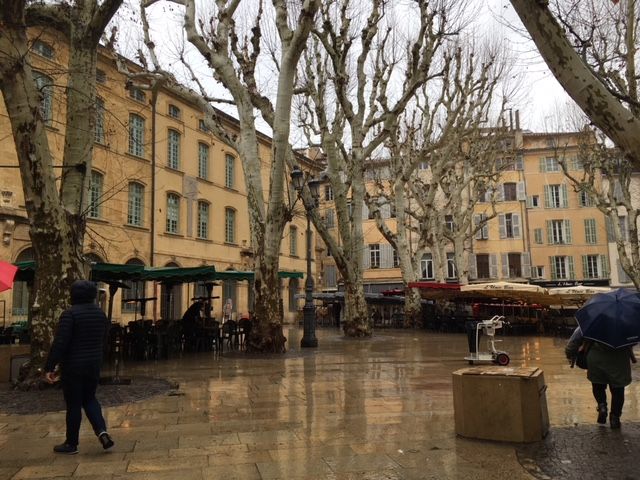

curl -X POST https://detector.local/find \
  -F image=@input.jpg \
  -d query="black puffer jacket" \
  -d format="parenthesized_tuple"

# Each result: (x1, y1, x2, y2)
(45, 281, 109, 373)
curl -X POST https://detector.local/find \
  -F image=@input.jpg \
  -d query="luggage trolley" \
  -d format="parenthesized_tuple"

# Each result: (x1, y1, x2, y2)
(464, 315, 510, 366)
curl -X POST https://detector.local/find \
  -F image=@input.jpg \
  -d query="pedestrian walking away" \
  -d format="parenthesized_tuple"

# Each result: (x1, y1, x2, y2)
(566, 326, 637, 429)
(44, 280, 115, 454)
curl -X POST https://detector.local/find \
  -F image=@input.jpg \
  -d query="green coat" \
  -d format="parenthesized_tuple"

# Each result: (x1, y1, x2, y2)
(587, 341, 633, 388)
(565, 327, 635, 387)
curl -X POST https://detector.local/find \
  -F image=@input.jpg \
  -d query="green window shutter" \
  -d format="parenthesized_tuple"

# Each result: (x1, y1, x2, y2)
(474, 215, 481, 240)
(512, 214, 521, 238)
(498, 214, 506, 239)
(600, 254, 609, 277)
(546, 220, 553, 244)
(550, 257, 556, 280)
(539, 158, 546, 173)
(564, 219, 572, 244)
(584, 219, 591, 243)
(544, 185, 550, 208)
(582, 255, 588, 278)
(568, 256, 575, 279)
(534, 228, 542, 244)
(561, 184, 569, 208)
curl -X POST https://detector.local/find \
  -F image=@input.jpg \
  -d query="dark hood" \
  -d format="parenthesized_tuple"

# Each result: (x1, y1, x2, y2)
(70, 280, 97, 305)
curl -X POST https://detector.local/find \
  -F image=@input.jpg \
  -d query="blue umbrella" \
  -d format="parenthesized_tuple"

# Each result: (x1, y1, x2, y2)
(575, 288, 640, 348)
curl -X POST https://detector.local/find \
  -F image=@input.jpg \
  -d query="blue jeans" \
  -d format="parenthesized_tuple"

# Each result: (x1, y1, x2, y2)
(61, 365, 106, 446)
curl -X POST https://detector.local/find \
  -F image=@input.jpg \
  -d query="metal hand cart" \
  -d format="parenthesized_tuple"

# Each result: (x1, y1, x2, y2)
(464, 315, 510, 366)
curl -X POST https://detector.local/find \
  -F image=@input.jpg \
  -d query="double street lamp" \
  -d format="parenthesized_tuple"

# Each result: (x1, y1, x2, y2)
(290, 165, 321, 348)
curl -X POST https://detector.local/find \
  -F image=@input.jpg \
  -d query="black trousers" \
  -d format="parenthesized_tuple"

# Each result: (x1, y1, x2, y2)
(61, 365, 107, 446)
(592, 383, 625, 417)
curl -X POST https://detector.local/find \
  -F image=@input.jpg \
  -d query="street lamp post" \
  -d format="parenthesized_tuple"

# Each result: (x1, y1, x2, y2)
(290, 165, 321, 348)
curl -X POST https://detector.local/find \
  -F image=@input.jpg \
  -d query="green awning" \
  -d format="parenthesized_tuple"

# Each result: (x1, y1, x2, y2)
(14, 261, 36, 282)
(213, 270, 255, 281)
(13, 262, 300, 284)
(140, 265, 217, 283)
(91, 262, 145, 282)
(212, 270, 303, 281)
(278, 271, 303, 279)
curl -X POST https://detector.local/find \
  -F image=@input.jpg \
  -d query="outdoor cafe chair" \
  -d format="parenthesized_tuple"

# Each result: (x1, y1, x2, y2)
(238, 318, 252, 349)
(221, 319, 238, 351)
(201, 319, 221, 352)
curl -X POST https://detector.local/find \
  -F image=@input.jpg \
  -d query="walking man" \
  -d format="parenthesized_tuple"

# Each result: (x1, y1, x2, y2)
(44, 280, 114, 454)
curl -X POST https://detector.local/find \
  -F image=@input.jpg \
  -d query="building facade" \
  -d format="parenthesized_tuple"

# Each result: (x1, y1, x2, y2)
(318, 129, 612, 293)
(0, 31, 311, 326)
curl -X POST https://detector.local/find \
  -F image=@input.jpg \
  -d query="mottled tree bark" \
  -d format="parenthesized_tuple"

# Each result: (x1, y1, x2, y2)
(0, 0, 122, 386)
(510, 0, 640, 169)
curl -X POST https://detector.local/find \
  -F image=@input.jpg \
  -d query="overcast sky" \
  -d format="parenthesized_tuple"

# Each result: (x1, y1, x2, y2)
(130, 0, 576, 135)
(484, 0, 574, 131)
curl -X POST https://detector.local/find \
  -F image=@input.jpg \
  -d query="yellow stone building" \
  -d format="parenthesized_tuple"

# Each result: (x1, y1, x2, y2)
(0, 32, 311, 326)
(317, 129, 611, 294)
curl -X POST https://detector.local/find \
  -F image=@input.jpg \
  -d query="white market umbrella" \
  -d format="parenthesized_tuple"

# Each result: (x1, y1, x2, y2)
(460, 281, 549, 304)
(548, 285, 612, 306)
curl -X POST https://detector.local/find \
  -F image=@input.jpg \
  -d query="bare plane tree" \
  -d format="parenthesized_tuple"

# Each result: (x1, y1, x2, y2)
(364, 40, 510, 325)
(138, 0, 320, 352)
(298, 0, 473, 337)
(0, 0, 123, 386)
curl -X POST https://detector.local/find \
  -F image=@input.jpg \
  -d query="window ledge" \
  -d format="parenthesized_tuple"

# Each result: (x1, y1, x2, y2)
(197, 177, 213, 185)
(87, 217, 108, 224)
(124, 224, 149, 232)
(125, 152, 149, 162)
(163, 232, 184, 238)
(165, 166, 184, 175)
(195, 237, 213, 243)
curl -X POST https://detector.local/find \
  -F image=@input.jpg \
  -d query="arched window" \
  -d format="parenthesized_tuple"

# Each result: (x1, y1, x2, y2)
(197, 201, 209, 239)
(166, 193, 180, 234)
(127, 182, 144, 226)
(224, 207, 235, 243)
(160, 262, 182, 320)
(225, 154, 235, 188)
(288, 278, 299, 312)
(289, 226, 298, 256)
(168, 104, 181, 119)
(167, 129, 181, 169)
(95, 97, 105, 143)
(121, 258, 145, 313)
(128, 113, 145, 157)
(222, 275, 237, 320)
(88, 170, 104, 218)
(12, 248, 34, 318)
(32, 40, 54, 59)
(34, 72, 53, 125)
(198, 143, 209, 180)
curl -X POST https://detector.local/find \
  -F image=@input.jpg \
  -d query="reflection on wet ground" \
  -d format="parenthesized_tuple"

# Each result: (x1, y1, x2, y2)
(0, 328, 638, 479)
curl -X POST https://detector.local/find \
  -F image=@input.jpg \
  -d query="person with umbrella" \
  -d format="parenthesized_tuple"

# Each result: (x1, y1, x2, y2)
(566, 288, 639, 429)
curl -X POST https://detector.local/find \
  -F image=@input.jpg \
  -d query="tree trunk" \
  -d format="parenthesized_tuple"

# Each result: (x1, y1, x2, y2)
(249, 259, 286, 353)
(0, 26, 85, 386)
(404, 287, 423, 328)
(343, 282, 370, 337)
(510, 0, 640, 170)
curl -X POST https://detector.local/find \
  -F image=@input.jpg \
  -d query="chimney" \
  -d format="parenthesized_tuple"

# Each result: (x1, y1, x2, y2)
(515, 110, 520, 131)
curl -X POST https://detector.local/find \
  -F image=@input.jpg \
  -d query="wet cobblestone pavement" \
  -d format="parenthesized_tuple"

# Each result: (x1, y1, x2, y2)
(0, 377, 174, 415)
(0, 328, 637, 479)
(517, 422, 640, 480)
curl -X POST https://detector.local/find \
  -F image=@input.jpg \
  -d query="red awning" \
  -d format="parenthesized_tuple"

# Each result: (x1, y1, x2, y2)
(407, 282, 461, 290)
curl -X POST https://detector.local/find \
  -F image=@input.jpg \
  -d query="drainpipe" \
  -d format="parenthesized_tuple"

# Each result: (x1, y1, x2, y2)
(150, 88, 158, 322)
(150, 88, 158, 268)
